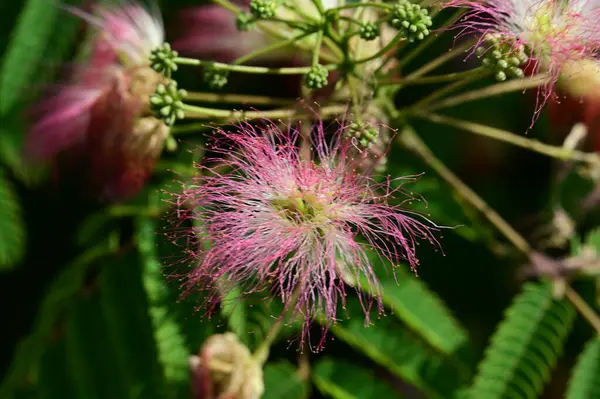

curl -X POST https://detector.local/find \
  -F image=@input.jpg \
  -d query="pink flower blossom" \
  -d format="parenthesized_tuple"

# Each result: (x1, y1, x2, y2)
(26, 2, 168, 201)
(170, 120, 439, 349)
(445, 0, 600, 118)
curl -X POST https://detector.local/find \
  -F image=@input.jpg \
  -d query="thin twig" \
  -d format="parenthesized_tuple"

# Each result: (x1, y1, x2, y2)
(398, 127, 532, 255)
(425, 74, 549, 111)
(415, 112, 600, 166)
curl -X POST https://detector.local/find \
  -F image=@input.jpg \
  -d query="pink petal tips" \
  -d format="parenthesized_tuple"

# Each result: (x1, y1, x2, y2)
(444, 0, 600, 120)
(169, 119, 440, 349)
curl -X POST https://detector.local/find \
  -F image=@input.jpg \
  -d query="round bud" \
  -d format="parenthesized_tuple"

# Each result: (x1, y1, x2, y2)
(388, 0, 433, 43)
(203, 65, 229, 90)
(304, 64, 329, 90)
(150, 80, 187, 126)
(359, 22, 380, 41)
(249, 0, 278, 19)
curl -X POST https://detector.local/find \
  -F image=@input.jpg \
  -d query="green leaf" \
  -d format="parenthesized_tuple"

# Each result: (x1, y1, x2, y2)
(136, 217, 191, 394)
(0, 0, 59, 115)
(360, 254, 468, 355)
(220, 285, 248, 345)
(99, 250, 164, 398)
(313, 358, 406, 399)
(466, 282, 576, 399)
(584, 228, 600, 252)
(263, 361, 308, 399)
(566, 338, 600, 399)
(330, 297, 470, 399)
(0, 168, 25, 269)
(37, 340, 77, 399)
(0, 123, 46, 186)
(0, 241, 116, 397)
(66, 296, 130, 399)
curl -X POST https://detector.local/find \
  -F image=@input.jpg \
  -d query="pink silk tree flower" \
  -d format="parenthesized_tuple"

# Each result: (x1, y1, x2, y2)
(171, 120, 439, 349)
(26, 2, 169, 201)
(445, 0, 600, 117)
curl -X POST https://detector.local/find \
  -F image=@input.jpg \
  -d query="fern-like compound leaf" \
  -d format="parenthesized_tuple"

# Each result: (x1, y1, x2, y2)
(466, 282, 576, 399)
(566, 338, 600, 399)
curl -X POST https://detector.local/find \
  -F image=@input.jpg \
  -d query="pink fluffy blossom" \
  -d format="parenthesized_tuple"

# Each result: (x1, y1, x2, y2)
(446, 0, 600, 117)
(26, 2, 168, 201)
(171, 120, 439, 348)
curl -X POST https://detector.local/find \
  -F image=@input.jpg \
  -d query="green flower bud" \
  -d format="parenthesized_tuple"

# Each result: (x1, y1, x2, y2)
(388, 0, 433, 43)
(150, 80, 187, 126)
(359, 22, 380, 41)
(304, 64, 329, 90)
(249, 0, 278, 19)
(476, 33, 529, 82)
(203, 65, 229, 90)
(236, 13, 255, 31)
(345, 122, 379, 148)
(149, 43, 179, 76)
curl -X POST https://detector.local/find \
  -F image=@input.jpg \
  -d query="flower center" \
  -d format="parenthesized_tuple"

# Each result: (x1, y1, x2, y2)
(273, 190, 327, 223)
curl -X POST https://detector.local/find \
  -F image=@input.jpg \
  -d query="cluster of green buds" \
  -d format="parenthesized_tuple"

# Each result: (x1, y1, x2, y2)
(476, 33, 529, 81)
(345, 122, 379, 148)
(236, 12, 255, 31)
(203, 64, 230, 90)
(149, 43, 179, 76)
(388, 0, 433, 43)
(249, 0, 279, 19)
(150, 81, 187, 126)
(359, 22, 380, 41)
(304, 64, 329, 90)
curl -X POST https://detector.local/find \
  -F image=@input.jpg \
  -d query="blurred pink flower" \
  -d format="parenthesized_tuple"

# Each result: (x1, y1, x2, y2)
(171, 119, 439, 348)
(27, 2, 168, 201)
(172, 2, 273, 63)
(445, 0, 600, 116)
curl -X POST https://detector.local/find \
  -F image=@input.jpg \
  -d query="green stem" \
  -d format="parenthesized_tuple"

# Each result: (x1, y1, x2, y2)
(185, 91, 295, 106)
(565, 285, 600, 335)
(325, 2, 391, 13)
(108, 205, 161, 218)
(346, 76, 363, 122)
(395, 9, 465, 70)
(411, 70, 490, 109)
(180, 103, 347, 120)
(174, 57, 336, 75)
(353, 31, 407, 65)
(379, 68, 484, 86)
(398, 128, 532, 255)
(424, 74, 549, 111)
(253, 285, 302, 365)
(401, 39, 476, 79)
(311, 0, 325, 15)
(312, 30, 324, 66)
(212, 0, 239, 13)
(414, 112, 600, 165)
(236, 31, 315, 65)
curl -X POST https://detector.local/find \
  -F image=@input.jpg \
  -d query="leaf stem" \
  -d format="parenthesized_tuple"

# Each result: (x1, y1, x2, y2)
(411, 70, 490, 109)
(180, 103, 347, 121)
(184, 91, 296, 106)
(425, 74, 549, 111)
(397, 127, 532, 255)
(379, 68, 484, 86)
(414, 112, 600, 166)
(253, 285, 302, 365)
(174, 57, 336, 75)
(395, 9, 465, 70)
(565, 285, 600, 335)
